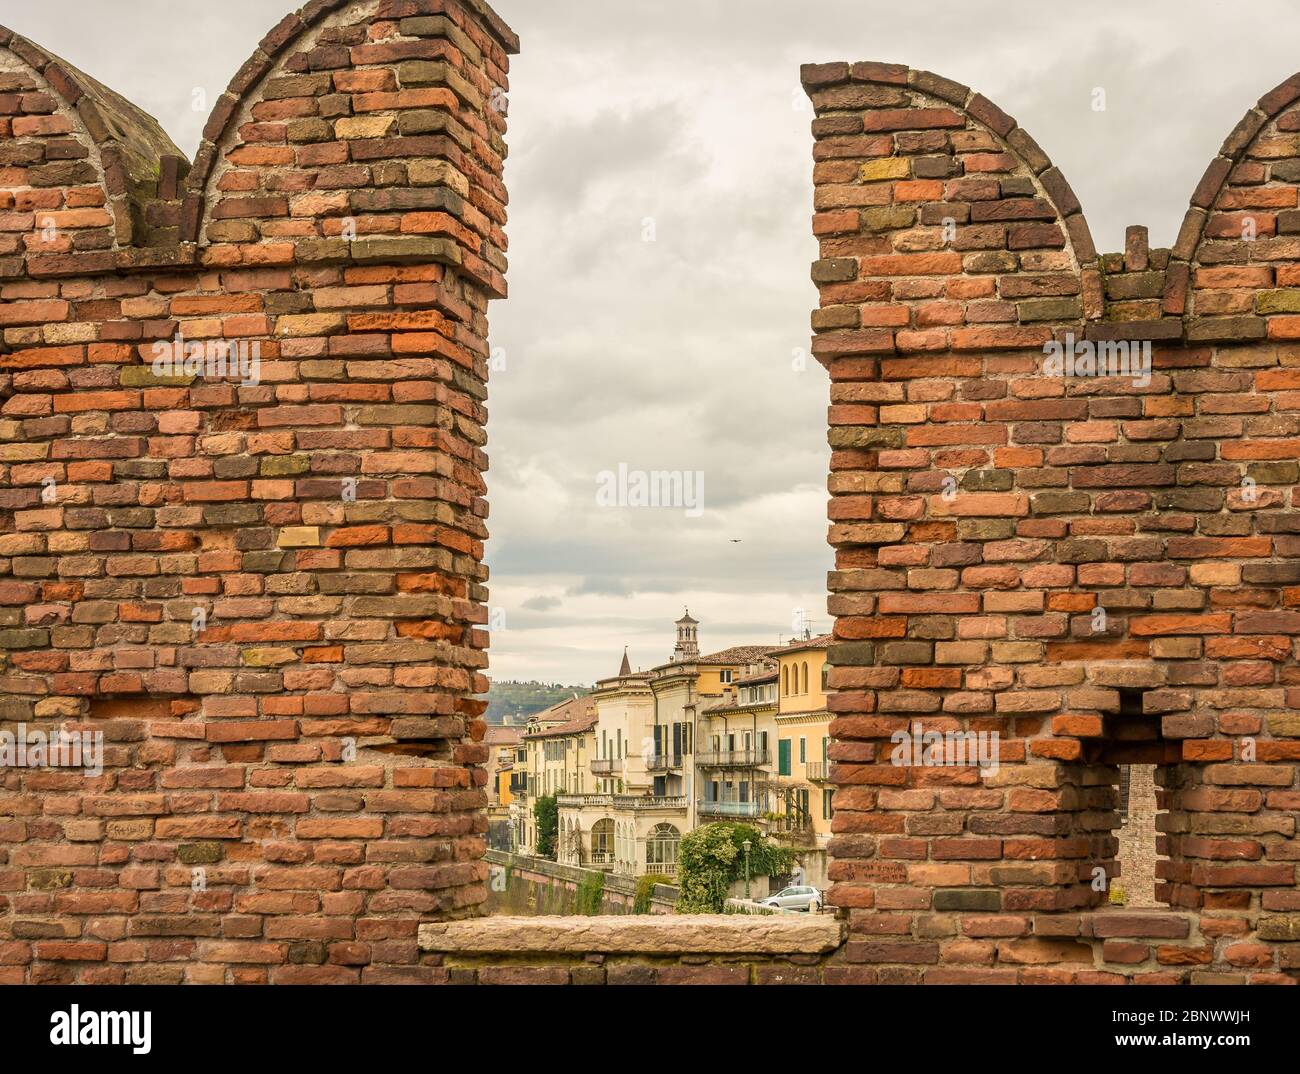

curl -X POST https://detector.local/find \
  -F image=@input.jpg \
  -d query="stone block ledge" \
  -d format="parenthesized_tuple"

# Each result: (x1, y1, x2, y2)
(418, 916, 845, 955)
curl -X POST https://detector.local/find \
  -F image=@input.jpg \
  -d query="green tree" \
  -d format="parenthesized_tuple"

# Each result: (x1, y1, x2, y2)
(675, 823, 793, 913)
(534, 794, 558, 860)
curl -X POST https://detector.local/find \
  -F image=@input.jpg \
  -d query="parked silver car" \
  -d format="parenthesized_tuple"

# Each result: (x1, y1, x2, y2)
(758, 885, 823, 912)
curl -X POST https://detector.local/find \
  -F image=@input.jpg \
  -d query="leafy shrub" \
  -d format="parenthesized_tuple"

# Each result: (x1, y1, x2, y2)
(675, 823, 793, 914)
(634, 873, 672, 914)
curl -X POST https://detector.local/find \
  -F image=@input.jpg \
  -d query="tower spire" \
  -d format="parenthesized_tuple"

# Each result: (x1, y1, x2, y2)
(618, 646, 631, 677)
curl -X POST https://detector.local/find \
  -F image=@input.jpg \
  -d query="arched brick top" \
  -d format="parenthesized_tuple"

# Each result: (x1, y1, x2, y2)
(181, 0, 516, 298)
(1183, 69, 1300, 343)
(0, 26, 187, 278)
(802, 62, 1097, 357)
(3, 0, 517, 293)
(805, 60, 1300, 351)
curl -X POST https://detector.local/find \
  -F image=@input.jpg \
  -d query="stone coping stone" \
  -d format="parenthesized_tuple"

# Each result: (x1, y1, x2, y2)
(419, 915, 845, 955)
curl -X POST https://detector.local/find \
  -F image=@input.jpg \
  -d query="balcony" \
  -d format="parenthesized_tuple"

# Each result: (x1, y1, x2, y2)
(591, 757, 619, 775)
(646, 753, 683, 772)
(697, 749, 770, 768)
(556, 793, 688, 813)
(698, 799, 762, 818)
(590, 850, 615, 869)
(615, 794, 688, 811)
(805, 762, 829, 782)
(556, 794, 612, 809)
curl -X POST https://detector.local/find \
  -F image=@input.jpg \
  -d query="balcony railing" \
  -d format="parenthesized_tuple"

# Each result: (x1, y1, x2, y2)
(556, 794, 612, 808)
(646, 753, 683, 771)
(642, 862, 677, 878)
(555, 793, 688, 812)
(590, 850, 615, 866)
(696, 749, 770, 768)
(805, 761, 829, 781)
(591, 758, 619, 775)
(617, 794, 688, 811)
(698, 799, 761, 818)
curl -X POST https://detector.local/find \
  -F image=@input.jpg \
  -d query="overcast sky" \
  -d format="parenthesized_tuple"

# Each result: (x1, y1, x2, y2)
(11, 1, 1299, 684)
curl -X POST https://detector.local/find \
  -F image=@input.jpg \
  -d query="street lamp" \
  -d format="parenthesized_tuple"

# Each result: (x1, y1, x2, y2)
(742, 839, 752, 900)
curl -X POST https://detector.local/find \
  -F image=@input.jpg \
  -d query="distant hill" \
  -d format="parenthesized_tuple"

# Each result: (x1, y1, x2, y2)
(485, 681, 592, 724)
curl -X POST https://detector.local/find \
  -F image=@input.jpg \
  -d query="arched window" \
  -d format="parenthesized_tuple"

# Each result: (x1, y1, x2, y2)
(646, 823, 681, 876)
(801, 661, 809, 694)
(781, 667, 789, 695)
(592, 818, 614, 864)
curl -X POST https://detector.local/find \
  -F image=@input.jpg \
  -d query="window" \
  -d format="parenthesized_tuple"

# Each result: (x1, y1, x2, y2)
(821, 663, 829, 690)
(720, 669, 733, 684)
(781, 667, 789, 695)
(823, 789, 834, 820)
(592, 818, 614, 862)
(799, 737, 806, 764)
(646, 824, 680, 874)
(801, 661, 809, 694)
(778, 739, 791, 776)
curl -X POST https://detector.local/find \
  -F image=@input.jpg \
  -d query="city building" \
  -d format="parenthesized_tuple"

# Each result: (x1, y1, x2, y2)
(696, 657, 778, 825)
(509, 694, 597, 854)
(485, 723, 524, 807)
(555, 612, 778, 880)
(767, 634, 834, 887)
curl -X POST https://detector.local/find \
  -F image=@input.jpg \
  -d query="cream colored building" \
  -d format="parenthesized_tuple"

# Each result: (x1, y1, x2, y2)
(516, 618, 836, 888)
(557, 613, 768, 878)
(768, 635, 834, 887)
(510, 694, 597, 855)
(696, 659, 778, 825)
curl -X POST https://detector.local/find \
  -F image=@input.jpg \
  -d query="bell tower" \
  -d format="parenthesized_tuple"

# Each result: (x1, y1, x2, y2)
(672, 609, 699, 662)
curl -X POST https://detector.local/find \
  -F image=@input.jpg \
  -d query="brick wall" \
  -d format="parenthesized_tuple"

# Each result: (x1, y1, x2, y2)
(808, 61, 1300, 983)
(3, 0, 1299, 986)
(0, 0, 516, 984)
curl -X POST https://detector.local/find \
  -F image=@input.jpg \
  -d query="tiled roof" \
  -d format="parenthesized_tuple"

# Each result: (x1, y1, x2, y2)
(701, 695, 776, 715)
(531, 694, 594, 723)
(766, 634, 833, 656)
(525, 694, 597, 738)
(697, 645, 773, 665)
(528, 712, 598, 738)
